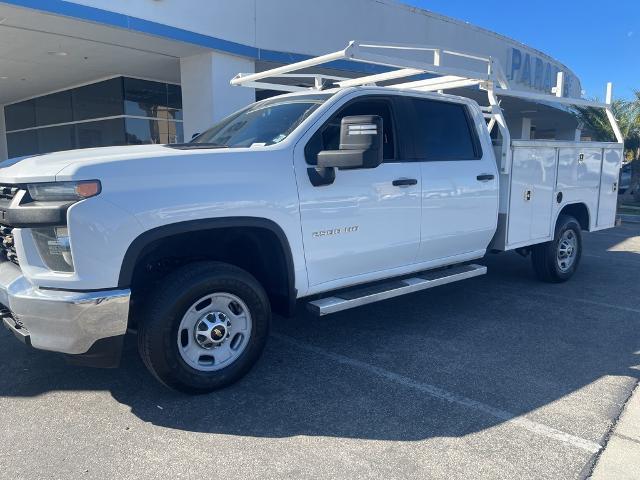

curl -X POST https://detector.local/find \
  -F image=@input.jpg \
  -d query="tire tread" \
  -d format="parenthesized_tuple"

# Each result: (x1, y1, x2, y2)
(531, 215, 582, 283)
(137, 261, 270, 394)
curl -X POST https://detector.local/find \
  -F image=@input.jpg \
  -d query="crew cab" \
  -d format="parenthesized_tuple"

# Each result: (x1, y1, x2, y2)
(0, 42, 623, 393)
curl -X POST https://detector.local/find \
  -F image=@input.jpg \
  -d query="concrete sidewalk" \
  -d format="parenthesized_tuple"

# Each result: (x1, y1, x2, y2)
(591, 383, 640, 479)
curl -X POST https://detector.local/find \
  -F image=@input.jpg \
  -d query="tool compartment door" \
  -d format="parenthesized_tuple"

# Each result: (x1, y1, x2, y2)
(556, 147, 602, 230)
(507, 146, 557, 246)
(597, 148, 623, 228)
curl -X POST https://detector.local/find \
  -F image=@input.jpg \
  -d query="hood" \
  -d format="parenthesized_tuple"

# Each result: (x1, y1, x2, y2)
(0, 145, 196, 184)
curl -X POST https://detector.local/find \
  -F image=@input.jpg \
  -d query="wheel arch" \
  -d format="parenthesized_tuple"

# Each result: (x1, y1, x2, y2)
(118, 217, 297, 317)
(556, 202, 591, 231)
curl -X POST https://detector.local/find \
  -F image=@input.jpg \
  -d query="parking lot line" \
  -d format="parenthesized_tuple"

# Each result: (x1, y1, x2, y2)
(273, 333, 603, 454)
(590, 230, 640, 240)
(485, 287, 640, 315)
(583, 252, 640, 262)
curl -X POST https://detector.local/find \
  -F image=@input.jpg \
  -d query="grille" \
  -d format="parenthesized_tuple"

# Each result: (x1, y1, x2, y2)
(0, 185, 20, 266)
(0, 225, 18, 265)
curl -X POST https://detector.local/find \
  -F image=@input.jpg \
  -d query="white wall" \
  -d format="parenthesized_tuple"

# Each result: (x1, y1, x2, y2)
(71, 0, 581, 96)
(0, 108, 7, 161)
(74, 0, 257, 46)
(180, 52, 255, 140)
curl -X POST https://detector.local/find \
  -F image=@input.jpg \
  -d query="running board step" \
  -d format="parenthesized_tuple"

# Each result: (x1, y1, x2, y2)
(307, 264, 487, 316)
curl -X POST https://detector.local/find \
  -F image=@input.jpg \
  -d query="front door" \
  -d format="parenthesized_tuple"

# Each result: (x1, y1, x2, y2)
(294, 94, 421, 289)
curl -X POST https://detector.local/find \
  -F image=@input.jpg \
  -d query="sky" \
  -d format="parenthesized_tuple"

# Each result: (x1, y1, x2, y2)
(405, 0, 639, 100)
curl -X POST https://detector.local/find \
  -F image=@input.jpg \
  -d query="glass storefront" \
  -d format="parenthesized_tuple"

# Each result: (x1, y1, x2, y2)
(4, 77, 184, 158)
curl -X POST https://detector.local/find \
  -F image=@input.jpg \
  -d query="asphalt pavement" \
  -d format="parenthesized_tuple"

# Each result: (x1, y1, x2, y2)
(1, 223, 639, 480)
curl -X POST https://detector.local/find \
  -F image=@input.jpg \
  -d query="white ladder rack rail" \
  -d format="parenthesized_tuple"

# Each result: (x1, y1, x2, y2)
(230, 40, 624, 174)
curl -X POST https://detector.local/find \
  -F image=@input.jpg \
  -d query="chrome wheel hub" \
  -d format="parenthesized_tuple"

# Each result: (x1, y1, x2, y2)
(176, 292, 252, 372)
(557, 230, 578, 272)
(194, 312, 231, 349)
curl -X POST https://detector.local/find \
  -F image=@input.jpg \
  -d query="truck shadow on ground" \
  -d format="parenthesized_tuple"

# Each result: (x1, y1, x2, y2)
(1, 224, 639, 441)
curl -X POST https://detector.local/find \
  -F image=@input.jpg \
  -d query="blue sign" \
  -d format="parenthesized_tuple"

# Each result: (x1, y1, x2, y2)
(507, 48, 575, 96)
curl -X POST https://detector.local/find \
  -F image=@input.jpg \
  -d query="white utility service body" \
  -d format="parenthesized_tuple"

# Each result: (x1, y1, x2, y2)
(0, 41, 623, 393)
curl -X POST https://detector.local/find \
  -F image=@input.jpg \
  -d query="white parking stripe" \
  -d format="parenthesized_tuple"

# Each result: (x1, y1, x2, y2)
(273, 333, 602, 454)
(493, 287, 640, 315)
(589, 231, 640, 240)
(582, 253, 640, 268)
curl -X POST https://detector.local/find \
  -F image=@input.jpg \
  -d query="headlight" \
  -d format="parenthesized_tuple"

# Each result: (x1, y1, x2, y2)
(32, 227, 74, 272)
(27, 180, 101, 202)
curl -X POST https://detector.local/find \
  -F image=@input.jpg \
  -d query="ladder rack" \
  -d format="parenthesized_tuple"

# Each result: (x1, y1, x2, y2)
(231, 40, 624, 174)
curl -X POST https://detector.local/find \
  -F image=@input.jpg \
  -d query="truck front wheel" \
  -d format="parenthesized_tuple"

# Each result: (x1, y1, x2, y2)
(531, 215, 582, 283)
(137, 261, 271, 394)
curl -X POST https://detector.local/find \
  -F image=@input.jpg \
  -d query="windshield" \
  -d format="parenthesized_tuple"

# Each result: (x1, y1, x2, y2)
(191, 94, 331, 148)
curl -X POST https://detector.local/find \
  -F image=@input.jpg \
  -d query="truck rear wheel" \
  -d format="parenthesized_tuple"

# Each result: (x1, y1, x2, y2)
(137, 261, 270, 394)
(531, 215, 582, 283)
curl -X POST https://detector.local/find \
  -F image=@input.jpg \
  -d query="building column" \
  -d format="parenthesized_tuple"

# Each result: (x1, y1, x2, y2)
(180, 51, 256, 140)
(0, 107, 8, 161)
(520, 117, 532, 140)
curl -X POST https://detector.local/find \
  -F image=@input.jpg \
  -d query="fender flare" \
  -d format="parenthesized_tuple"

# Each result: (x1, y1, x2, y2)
(554, 202, 592, 232)
(118, 217, 297, 309)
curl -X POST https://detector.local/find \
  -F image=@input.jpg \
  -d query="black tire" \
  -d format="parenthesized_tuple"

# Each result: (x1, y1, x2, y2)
(137, 261, 271, 394)
(531, 215, 582, 283)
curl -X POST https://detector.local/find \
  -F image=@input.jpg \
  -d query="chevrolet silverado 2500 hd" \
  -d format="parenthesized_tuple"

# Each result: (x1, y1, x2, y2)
(0, 42, 623, 393)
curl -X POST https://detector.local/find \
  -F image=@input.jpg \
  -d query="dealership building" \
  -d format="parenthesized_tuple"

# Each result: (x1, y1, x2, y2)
(0, 0, 585, 162)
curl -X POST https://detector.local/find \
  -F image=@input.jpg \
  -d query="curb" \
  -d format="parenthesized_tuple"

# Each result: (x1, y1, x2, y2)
(590, 383, 640, 479)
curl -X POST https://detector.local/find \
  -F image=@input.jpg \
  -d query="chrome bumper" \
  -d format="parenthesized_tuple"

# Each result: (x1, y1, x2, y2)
(0, 261, 130, 355)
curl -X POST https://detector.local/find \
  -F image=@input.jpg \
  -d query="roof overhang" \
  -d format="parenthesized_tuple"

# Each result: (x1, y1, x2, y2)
(0, 3, 209, 104)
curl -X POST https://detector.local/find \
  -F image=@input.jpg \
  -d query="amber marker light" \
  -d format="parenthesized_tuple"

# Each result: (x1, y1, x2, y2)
(75, 180, 101, 198)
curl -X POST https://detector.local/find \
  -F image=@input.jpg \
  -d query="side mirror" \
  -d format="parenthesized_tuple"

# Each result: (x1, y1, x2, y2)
(317, 115, 383, 170)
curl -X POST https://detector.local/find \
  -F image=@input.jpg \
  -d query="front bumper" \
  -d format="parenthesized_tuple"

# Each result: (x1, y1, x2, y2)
(0, 260, 130, 358)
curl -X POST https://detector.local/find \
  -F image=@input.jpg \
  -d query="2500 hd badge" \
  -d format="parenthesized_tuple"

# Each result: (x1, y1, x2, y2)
(312, 226, 360, 238)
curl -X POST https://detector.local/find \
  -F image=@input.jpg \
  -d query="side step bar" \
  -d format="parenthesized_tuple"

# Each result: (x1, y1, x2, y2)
(307, 264, 487, 316)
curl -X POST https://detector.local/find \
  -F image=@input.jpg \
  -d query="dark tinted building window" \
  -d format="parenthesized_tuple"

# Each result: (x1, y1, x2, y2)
(157, 119, 183, 144)
(72, 78, 124, 121)
(35, 91, 73, 126)
(124, 78, 184, 121)
(125, 117, 162, 144)
(409, 98, 479, 160)
(37, 125, 75, 154)
(167, 84, 183, 120)
(76, 119, 126, 148)
(5, 77, 182, 158)
(172, 122, 184, 144)
(124, 77, 167, 118)
(5, 100, 36, 131)
(125, 118, 185, 145)
(6, 130, 38, 157)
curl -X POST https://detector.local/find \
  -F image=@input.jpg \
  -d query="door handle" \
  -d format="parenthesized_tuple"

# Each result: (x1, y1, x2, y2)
(392, 178, 418, 187)
(476, 174, 495, 182)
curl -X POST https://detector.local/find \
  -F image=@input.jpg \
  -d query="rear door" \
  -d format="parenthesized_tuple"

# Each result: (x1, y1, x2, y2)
(403, 96, 499, 262)
(293, 94, 422, 289)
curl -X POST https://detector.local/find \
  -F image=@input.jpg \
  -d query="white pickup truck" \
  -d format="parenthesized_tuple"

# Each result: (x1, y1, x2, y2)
(0, 42, 623, 393)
